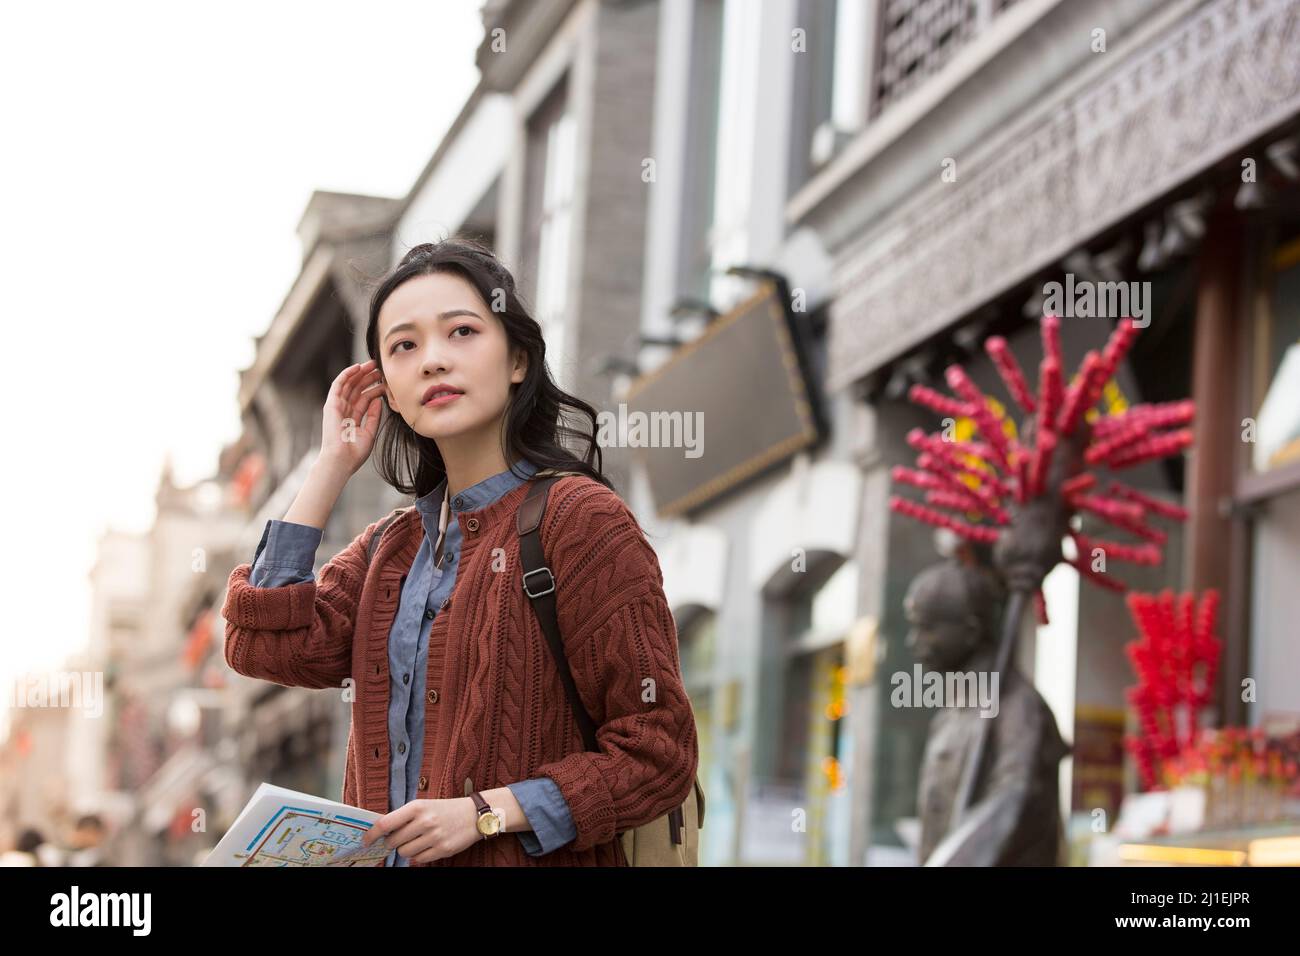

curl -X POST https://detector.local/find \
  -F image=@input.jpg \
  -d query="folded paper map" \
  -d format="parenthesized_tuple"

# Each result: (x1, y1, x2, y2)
(202, 782, 390, 867)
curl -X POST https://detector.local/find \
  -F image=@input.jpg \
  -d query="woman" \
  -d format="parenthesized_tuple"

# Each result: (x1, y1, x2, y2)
(222, 237, 699, 866)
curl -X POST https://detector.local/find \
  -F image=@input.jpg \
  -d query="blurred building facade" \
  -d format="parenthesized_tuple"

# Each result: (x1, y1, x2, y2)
(629, 0, 1300, 865)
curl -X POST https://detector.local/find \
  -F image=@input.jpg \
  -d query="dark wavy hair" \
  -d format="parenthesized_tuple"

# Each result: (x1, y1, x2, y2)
(364, 236, 612, 499)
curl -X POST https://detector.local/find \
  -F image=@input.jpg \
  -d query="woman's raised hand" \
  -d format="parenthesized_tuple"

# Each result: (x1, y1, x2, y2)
(319, 360, 386, 477)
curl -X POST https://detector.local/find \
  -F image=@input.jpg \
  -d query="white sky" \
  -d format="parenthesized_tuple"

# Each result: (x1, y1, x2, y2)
(0, 1, 485, 731)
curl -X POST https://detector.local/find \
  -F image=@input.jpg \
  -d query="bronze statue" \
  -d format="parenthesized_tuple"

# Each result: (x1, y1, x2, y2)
(889, 316, 1196, 865)
(905, 556, 1070, 865)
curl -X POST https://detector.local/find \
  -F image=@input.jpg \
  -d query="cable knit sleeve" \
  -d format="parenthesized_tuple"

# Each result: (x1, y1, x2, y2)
(530, 481, 700, 853)
(220, 516, 380, 691)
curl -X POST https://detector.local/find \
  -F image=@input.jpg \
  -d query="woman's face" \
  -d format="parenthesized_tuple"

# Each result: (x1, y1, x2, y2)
(377, 271, 526, 442)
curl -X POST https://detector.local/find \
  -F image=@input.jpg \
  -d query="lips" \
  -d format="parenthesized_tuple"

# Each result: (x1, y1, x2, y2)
(422, 384, 464, 405)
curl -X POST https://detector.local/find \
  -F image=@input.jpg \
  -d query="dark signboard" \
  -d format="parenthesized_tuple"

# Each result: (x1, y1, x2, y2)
(624, 280, 823, 517)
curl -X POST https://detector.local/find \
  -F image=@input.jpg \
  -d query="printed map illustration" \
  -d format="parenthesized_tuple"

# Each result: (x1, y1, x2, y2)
(236, 806, 389, 866)
(203, 783, 390, 867)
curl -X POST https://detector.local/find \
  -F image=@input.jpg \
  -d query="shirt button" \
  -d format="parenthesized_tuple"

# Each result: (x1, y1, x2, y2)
(440, 597, 451, 611)
(466, 517, 479, 532)
(402, 673, 409, 685)
(427, 689, 439, 704)
(398, 741, 406, 755)
(453, 495, 465, 509)
(419, 775, 428, 790)
(425, 608, 435, 620)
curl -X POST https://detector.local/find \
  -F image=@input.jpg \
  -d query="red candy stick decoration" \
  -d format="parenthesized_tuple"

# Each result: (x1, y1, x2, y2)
(1123, 589, 1222, 789)
(889, 496, 1000, 543)
(945, 365, 1014, 471)
(1093, 400, 1195, 440)
(1057, 350, 1105, 437)
(889, 313, 1195, 600)
(1072, 532, 1162, 566)
(1028, 428, 1057, 498)
(1105, 429, 1193, 469)
(1098, 318, 1140, 384)
(907, 384, 972, 420)
(1060, 473, 1096, 498)
(985, 336, 1037, 414)
(1041, 313, 1063, 371)
(1108, 482, 1190, 522)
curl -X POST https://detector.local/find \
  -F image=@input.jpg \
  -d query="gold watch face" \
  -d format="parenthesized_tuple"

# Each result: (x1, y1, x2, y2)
(477, 811, 501, 836)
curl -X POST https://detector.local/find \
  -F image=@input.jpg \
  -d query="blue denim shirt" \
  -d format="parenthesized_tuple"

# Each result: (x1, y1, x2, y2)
(247, 457, 577, 865)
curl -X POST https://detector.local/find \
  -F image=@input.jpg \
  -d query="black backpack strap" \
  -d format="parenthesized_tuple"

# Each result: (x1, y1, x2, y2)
(517, 476, 600, 753)
(518, 476, 688, 847)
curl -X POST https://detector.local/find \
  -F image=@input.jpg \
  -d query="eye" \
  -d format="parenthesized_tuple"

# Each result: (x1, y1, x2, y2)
(451, 325, 476, 338)
(389, 340, 414, 355)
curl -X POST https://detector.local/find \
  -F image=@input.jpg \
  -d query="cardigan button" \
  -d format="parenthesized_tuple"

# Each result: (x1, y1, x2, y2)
(440, 597, 451, 611)
(466, 517, 479, 532)
(419, 775, 428, 790)
(427, 689, 439, 704)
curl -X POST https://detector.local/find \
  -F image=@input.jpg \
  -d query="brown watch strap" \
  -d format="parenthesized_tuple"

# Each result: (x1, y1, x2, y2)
(470, 790, 498, 840)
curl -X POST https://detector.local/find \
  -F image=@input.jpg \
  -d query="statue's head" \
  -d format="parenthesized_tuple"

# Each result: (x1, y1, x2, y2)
(904, 558, 1004, 670)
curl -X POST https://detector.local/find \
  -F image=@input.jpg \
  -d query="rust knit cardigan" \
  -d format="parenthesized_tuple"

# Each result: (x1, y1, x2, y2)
(221, 473, 699, 866)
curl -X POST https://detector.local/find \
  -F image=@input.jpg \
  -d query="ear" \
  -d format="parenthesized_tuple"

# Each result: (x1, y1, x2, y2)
(510, 346, 528, 384)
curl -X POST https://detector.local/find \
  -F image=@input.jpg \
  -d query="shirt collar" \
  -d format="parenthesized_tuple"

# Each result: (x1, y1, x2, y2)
(414, 457, 540, 517)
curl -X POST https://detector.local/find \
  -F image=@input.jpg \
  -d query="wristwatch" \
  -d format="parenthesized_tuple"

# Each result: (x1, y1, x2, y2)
(470, 791, 505, 839)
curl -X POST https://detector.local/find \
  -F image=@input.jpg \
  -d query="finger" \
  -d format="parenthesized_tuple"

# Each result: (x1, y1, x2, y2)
(342, 369, 384, 420)
(362, 813, 395, 846)
(366, 804, 414, 843)
(337, 364, 367, 411)
(386, 817, 432, 852)
(338, 361, 378, 404)
(396, 830, 440, 861)
(348, 382, 385, 429)
(362, 396, 382, 434)
(329, 364, 367, 419)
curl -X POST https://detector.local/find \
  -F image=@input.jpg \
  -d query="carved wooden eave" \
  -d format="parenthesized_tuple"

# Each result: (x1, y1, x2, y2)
(826, 0, 1300, 392)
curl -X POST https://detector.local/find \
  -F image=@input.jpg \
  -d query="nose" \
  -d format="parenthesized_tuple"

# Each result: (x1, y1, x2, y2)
(419, 341, 451, 376)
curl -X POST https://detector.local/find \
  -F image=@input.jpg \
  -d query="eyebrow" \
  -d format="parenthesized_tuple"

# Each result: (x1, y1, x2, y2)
(383, 309, 483, 343)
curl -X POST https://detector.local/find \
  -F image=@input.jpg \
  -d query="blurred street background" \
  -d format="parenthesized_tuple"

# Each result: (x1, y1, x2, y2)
(2, 0, 1299, 867)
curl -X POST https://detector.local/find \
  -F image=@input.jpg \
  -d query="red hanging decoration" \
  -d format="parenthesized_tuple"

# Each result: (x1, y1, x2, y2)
(889, 314, 1196, 598)
(1122, 589, 1222, 790)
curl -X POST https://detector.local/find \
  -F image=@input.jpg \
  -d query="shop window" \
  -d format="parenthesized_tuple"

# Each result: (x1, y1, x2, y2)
(676, 0, 723, 305)
(522, 75, 576, 391)
(788, 0, 873, 193)
(772, 559, 858, 864)
(1251, 231, 1300, 473)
